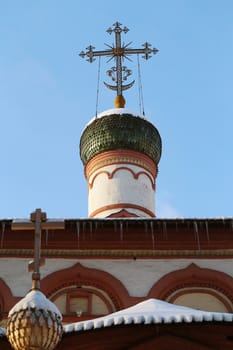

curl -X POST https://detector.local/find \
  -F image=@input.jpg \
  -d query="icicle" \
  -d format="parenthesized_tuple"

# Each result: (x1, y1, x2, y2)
(162, 221, 167, 239)
(89, 221, 93, 234)
(150, 221, 155, 250)
(95, 221, 98, 231)
(82, 221, 86, 233)
(114, 220, 117, 233)
(199, 221, 203, 231)
(194, 221, 200, 250)
(205, 220, 210, 241)
(89, 221, 93, 238)
(157, 221, 161, 232)
(45, 229, 48, 247)
(144, 221, 148, 233)
(1, 222, 5, 248)
(76, 221, 80, 248)
(194, 221, 198, 233)
(119, 221, 123, 240)
(150, 221, 154, 235)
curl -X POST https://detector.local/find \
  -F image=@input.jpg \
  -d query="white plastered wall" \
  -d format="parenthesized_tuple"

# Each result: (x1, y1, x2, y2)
(1, 258, 233, 298)
(88, 164, 155, 217)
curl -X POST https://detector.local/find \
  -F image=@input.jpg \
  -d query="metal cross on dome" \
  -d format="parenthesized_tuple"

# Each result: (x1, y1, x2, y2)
(79, 22, 158, 104)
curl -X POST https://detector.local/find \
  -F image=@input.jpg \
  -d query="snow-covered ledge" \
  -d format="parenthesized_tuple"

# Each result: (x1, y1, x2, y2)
(63, 298, 233, 334)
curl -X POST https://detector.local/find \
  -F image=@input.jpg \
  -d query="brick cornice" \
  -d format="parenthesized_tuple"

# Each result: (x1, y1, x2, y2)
(1, 249, 233, 258)
(85, 149, 157, 179)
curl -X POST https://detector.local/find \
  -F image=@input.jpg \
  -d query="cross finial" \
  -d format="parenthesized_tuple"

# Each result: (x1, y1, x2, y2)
(79, 22, 159, 108)
(12, 209, 64, 290)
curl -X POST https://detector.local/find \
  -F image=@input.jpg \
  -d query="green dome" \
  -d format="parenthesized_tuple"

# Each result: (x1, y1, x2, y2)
(80, 112, 162, 165)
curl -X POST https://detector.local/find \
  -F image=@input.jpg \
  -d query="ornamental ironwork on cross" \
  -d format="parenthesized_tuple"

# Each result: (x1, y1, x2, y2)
(79, 22, 158, 106)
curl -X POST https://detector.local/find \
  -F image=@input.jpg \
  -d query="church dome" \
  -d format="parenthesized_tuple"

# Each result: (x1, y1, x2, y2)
(7, 289, 63, 350)
(80, 108, 162, 166)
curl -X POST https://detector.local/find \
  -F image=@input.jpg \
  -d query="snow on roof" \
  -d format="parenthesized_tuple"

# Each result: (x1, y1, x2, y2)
(2, 217, 233, 223)
(1, 298, 233, 338)
(8, 290, 62, 318)
(12, 218, 64, 224)
(64, 298, 233, 334)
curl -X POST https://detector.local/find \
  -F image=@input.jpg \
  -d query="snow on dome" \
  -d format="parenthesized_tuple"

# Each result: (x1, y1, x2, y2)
(83, 108, 147, 131)
(96, 108, 146, 119)
(8, 290, 62, 318)
(64, 298, 233, 334)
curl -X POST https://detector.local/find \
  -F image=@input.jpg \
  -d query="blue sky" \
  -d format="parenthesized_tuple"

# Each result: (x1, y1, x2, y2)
(0, 0, 232, 218)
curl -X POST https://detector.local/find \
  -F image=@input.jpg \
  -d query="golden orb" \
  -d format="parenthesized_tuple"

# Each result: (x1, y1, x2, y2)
(114, 95, 125, 108)
(7, 290, 63, 350)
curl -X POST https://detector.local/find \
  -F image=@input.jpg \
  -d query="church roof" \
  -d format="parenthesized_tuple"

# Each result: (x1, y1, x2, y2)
(63, 298, 233, 334)
(1, 299, 233, 348)
(3, 297, 232, 338)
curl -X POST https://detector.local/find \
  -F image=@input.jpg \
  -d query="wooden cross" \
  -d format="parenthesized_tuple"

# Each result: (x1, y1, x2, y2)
(12, 209, 64, 290)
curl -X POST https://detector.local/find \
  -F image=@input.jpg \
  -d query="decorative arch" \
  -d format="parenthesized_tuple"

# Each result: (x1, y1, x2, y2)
(90, 203, 155, 218)
(148, 263, 233, 311)
(41, 262, 131, 310)
(107, 209, 138, 217)
(89, 167, 155, 190)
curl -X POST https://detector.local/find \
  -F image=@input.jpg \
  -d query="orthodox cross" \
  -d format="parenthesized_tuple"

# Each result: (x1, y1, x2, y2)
(12, 209, 64, 290)
(79, 22, 158, 106)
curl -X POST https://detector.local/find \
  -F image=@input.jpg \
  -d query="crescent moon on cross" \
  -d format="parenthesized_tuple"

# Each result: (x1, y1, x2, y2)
(104, 80, 135, 91)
